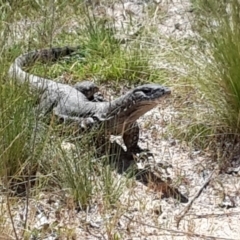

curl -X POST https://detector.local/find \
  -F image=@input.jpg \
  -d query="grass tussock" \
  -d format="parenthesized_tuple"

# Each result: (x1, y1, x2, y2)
(28, 23, 164, 87)
(168, 0, 240, 151)
(0, 82, 45, 192)
(191, 0, 240, 134)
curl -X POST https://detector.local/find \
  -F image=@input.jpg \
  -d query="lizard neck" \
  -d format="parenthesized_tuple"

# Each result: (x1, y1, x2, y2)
(106, 91, 134, 117)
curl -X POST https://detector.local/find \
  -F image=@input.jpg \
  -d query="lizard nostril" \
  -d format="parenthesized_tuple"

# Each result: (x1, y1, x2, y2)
(59, 117, 65, 123)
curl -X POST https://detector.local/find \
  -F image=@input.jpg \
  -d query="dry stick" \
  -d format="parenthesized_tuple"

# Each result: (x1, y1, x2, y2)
(190, 211, 240, 219)
(175, 169, 217, 228)
(123, 214, 234, 240)
(6, 193, 19, 240)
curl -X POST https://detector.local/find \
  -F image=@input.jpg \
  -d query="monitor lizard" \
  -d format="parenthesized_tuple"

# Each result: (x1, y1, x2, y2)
(9, 46, 171, 153)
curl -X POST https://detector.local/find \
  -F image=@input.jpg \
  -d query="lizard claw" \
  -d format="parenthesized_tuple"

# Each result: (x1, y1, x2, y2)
(79, 117, 95, 130)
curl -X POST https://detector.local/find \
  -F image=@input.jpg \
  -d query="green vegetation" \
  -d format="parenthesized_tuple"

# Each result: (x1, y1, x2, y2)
(166, 0, 240, 150)
(191, 0, 240, 133)
(29, 28, 164, 87)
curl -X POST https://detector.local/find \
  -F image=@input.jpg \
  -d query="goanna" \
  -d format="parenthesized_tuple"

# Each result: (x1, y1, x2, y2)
(9, 46, 171, 153)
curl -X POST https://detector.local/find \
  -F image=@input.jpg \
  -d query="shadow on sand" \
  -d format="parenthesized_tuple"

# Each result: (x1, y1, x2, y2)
(99, 141, 188, 203)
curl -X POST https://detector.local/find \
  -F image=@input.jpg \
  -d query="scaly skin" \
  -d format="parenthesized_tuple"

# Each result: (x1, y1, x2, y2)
(9, 46, 171, 152)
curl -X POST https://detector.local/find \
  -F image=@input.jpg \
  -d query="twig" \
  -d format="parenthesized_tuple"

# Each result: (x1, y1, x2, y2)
(123, 213, 235, 240)
(189, 211, 240, 219)
(6, 192, 19, 240)
(175, 169, 217, 228)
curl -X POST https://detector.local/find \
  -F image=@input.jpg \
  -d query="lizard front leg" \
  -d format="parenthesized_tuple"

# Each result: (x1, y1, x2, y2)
(123, 122, 143, 153)
(53, 108, 97, 130)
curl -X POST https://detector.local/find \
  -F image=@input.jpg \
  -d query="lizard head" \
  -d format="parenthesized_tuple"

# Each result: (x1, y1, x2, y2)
(105, 84, 171, 130)
(131, 84, 171, 102)
(116, 84, 171, 125)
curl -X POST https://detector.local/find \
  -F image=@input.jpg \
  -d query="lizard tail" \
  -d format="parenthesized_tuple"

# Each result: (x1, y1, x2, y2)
(28, 46, 80, 63)
(17, 46, 80, 66)
(8, 46, 80, 89)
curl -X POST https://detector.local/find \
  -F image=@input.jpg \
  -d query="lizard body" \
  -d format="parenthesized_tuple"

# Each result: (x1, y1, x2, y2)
(9, 46, 171, 152)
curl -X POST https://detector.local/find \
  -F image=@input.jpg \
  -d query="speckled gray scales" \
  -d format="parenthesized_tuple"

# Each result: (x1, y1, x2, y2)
(9, 46, 171, 153)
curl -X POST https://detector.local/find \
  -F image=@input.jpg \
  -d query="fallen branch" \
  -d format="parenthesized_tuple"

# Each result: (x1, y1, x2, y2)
(123, 213, 235, 240)
(175, 168, 217, 228)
